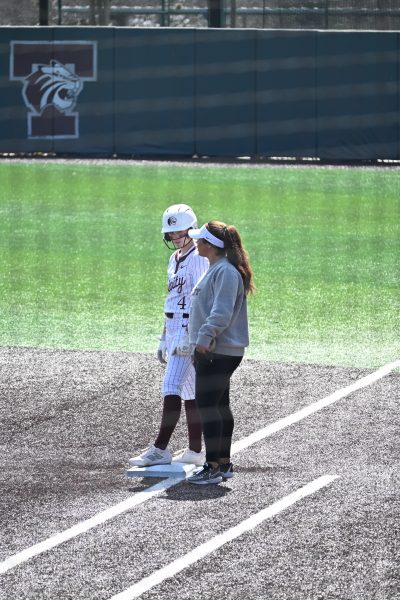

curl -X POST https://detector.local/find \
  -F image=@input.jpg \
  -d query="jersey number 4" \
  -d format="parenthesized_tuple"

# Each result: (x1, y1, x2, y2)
(177, 297, 186, 310)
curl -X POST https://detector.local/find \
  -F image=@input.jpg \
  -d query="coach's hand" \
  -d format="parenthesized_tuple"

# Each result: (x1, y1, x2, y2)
(195, 338, 216, 354)
(193, 345, 214, 365)
(195, 344, 210, 354)
(157, 334, 167, 365)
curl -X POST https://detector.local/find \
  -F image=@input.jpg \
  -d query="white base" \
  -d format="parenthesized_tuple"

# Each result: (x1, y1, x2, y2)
(126, 462, 198, 479)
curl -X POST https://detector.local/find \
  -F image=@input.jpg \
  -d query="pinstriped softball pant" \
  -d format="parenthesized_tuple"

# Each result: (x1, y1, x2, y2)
(162, 315, 195, 400)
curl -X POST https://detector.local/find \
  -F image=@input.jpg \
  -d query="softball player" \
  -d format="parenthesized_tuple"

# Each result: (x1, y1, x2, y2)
(129, 204, 209, 468)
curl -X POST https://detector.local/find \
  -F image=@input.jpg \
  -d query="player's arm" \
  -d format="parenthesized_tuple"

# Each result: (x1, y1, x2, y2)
(157, 318, 167, 364)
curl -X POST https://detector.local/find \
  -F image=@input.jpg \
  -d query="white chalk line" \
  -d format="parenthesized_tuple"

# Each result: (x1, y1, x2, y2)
(1, 359, 398, 576)
(109, 475, 339, 600)
(231, 359, 400, 455)
(0, 478, 178, 576)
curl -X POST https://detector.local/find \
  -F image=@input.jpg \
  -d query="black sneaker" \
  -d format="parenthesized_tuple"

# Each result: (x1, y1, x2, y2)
(187, 463, 223, 485)
(219, 462, 234, 480)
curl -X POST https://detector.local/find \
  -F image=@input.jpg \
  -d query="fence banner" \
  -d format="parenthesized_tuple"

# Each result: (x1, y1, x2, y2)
(0, 27, 399, 160)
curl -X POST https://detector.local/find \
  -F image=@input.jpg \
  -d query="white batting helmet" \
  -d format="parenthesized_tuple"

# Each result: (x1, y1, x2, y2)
(161, 204, 197, 234)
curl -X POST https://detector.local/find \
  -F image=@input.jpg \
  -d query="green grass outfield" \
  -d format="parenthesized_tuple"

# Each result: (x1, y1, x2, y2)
(0, 160, 399, 369)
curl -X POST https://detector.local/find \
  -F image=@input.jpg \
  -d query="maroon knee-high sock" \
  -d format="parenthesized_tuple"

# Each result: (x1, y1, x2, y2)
(154, 395, 181, 450)
(184, 400, 203, 454)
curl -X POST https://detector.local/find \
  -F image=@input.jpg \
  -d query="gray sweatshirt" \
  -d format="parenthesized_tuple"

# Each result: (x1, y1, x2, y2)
(188, 257, 249, 357)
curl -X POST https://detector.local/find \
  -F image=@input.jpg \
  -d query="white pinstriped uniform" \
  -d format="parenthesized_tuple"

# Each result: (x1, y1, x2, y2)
(162, 246, 208, 400)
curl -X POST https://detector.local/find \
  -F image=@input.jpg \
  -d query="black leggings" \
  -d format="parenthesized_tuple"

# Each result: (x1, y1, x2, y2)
(194, 353, 242, 464)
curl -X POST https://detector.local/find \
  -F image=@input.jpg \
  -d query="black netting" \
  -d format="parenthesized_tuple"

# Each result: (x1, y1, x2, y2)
(232, 1, 400, 30)
(12, 1, 400, 29)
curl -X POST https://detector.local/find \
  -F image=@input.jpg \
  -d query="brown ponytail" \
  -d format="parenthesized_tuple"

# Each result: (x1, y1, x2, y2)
(207, 220, 255, 296)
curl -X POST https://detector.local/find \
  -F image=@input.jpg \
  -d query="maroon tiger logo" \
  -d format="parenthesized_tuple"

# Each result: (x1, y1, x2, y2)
(22, 60, 83, 116)
(10, 41, 96, 138)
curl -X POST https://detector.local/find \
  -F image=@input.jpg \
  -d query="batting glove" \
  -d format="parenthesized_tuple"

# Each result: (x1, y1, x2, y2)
(157, 334, 167, 364)
(171, 333, 191, 356)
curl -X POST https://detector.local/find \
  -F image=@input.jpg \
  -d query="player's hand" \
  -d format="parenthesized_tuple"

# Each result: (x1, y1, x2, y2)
(172, 334, 191, 356)
(157, 334, 167, 364)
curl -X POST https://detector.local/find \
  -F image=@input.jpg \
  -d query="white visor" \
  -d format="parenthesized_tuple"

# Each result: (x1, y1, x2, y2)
(188, 223, 225, 248)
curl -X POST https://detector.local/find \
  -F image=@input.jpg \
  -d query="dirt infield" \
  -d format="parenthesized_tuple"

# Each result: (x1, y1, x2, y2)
(1, 346, 399, 599)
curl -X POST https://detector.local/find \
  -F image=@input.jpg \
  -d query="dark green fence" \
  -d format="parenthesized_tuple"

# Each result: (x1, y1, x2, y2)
(1, 27, 399, 160)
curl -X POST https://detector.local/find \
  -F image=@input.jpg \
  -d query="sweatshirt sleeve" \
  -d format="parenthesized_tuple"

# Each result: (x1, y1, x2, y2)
(190, 254, 209, 290)
(196, 266, 241, 347)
